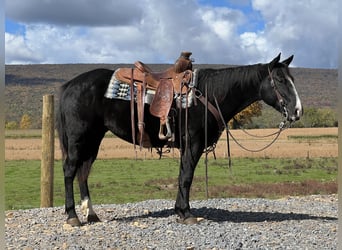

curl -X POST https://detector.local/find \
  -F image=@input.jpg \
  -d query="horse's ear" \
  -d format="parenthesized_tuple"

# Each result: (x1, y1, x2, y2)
(269, 53, 281, 70)
(281, 55, 294, 66)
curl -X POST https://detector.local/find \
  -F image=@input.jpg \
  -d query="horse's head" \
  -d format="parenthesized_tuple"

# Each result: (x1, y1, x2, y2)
(260, 53, 303, 123)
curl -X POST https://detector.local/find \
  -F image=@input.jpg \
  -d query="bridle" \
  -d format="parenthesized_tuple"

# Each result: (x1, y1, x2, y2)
(268, 67, 289, 120)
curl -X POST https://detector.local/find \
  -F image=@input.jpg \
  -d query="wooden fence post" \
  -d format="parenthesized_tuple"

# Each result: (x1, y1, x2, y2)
(40, 94, 54, 207)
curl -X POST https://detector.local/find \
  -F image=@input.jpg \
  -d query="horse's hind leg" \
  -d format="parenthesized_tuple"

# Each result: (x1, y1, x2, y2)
(64, 138, 103, 226)
(63, 153, 82, 226)
(77, 130, 106, 224)
(78, 158, 101, 223)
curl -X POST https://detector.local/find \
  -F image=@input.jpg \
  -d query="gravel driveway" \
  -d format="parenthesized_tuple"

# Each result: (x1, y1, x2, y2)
(6, 195, 337, 249)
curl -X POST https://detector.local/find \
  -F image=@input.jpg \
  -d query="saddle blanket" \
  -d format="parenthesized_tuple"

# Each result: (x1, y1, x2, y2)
(104, 71, 136, 101)
(104, 70, 194, 108)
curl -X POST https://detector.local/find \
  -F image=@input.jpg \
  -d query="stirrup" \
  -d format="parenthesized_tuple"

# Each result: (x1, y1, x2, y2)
(158, 118, 172, 140)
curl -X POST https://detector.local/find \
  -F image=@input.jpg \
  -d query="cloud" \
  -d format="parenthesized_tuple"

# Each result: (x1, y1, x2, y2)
(250, 0, 338, 68)
(5, 33, 43, 63)
(5, 0, 338, 68)
(5, 0, 143, 26)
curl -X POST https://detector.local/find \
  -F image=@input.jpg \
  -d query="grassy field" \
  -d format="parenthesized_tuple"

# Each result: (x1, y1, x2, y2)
(5, 127, 337, 210)
(5, 157, 337, 211)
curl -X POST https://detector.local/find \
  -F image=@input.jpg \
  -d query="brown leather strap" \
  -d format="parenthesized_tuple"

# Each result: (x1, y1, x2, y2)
(130, 68, 136, 149)
(197, 95, 225, 132)
(136, 77, 146, 149)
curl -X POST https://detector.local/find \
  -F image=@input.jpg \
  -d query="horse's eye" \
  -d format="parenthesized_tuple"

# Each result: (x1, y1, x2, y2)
(276, 76, 284, 84)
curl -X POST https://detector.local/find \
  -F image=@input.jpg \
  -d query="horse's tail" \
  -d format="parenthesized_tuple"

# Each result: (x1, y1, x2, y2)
(56, 84, 68, 160)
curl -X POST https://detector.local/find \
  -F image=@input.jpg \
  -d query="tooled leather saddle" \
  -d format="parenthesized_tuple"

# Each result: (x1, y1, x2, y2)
(114, 52, 193, 148)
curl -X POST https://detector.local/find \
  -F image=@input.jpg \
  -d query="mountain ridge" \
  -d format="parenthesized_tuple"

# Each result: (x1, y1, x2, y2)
(5, 64, 337, 128)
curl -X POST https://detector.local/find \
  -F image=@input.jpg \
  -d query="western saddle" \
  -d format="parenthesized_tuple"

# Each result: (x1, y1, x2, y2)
(115, 52, 193, 148)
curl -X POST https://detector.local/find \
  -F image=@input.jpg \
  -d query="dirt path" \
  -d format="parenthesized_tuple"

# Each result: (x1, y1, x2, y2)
(5, 128, 337, 160)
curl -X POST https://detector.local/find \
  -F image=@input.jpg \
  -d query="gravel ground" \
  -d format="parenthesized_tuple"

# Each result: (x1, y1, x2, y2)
(6, 195, 337, 249)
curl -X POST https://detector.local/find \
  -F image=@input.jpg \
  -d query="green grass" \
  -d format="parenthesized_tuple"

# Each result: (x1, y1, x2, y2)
(288, 134, 337, 140)
(5, 157, 337, 210)
(5, 129, 116, 139)
(5, 129, 43, 139)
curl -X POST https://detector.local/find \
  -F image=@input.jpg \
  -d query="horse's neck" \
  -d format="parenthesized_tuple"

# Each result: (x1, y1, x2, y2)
(221, 65, 266, 122)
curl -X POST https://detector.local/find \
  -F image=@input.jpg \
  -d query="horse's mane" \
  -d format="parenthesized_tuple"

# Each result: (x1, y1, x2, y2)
(196, 64, 267, 103)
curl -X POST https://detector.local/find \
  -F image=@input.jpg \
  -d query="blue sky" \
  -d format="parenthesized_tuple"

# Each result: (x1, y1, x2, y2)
(5, 19, 25, 34)
(5, 0, 338, 68)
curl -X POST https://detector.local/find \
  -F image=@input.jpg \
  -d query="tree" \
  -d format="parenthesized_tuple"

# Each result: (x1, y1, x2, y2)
(302, 107, 337, 127)
(5, 121, 18, 130)
(229, 101, 262, 129)
(20, 114, 32, 129)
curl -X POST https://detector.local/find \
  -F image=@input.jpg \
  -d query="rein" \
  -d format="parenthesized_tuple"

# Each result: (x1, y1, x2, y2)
(227, 119, 288, 152)
(237, 120, 284, 138)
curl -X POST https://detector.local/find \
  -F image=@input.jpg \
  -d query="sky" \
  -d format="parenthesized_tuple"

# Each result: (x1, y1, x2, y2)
(4, 0, 338, 68)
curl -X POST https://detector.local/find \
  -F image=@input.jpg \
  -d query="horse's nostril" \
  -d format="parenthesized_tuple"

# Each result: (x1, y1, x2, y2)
(289, 116, 297, 122)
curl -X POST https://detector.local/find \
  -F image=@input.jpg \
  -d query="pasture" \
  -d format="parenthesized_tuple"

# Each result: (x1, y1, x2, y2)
(5, 127, 337, 211)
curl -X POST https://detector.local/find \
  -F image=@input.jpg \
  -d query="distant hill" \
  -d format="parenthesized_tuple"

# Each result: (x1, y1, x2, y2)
(5, 64, 337, 129)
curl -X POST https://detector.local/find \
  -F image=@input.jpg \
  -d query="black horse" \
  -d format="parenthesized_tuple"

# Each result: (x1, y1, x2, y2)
(57, 53, 303, 226)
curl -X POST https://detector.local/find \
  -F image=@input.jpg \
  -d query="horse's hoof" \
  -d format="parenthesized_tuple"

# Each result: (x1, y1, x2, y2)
(176, 217, 202, 225)
(87, 214, 101, 223)
(67, 217, 82, 227)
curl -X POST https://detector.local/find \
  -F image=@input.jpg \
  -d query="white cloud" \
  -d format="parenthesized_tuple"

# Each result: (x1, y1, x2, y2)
(250, 0, 338, 67)
(5, 33, 43, 64)
(199, 7, 245, 41)
(240, 32, 267, 55)
(5, 0, 338, 68)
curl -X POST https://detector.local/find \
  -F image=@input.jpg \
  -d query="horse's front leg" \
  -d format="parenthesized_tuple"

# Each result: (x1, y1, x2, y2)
(175, 140, 203, 224)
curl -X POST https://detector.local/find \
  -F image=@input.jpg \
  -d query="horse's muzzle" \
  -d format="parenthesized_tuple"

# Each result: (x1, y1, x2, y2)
(289, 106, 303, 122)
